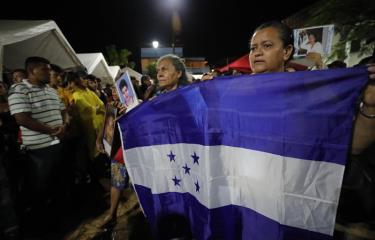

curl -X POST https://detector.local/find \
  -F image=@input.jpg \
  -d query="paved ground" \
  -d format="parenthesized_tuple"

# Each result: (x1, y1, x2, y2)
(63, 187, 151, 240)
(335, 223, 375, 240)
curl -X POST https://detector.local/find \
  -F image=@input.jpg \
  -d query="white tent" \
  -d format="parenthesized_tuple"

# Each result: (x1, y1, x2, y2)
(108, 66, 121, 81)
(0, 20, 82, 81)
(120, 67, 143, 84)
(77, 53, 114, 84)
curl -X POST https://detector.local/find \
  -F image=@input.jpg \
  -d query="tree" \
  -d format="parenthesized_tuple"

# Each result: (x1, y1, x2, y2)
(105, 45, 136, 69)
(303, 0, 375, 60)
(147, 62, 157, 81)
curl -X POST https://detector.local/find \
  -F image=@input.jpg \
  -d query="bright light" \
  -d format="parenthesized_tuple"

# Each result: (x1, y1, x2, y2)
(152, 40, 159, 49)
(167, 0, 180, 8)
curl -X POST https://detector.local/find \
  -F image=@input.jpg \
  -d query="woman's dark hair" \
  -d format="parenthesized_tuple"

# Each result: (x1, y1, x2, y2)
(253, 21, 295, 61)
(306, 30, 322, 43)
(308, 32, 317, 39)
(157, 54, 189, 86)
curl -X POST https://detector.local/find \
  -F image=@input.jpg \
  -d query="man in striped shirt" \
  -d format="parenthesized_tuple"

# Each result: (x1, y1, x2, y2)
(8, 56, 67, 232)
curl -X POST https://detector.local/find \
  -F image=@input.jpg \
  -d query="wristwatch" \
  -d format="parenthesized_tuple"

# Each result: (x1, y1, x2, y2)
(359, 101, 375, 119)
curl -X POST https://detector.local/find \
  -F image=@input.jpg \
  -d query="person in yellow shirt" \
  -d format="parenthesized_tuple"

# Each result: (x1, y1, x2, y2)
(65, 72, 105, 161)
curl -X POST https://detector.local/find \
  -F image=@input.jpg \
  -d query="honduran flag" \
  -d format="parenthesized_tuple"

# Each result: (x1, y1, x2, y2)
(118, 67, 368, 240)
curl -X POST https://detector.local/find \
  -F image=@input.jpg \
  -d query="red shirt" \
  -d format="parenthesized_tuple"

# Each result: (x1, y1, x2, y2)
(113, 147, 124, 164)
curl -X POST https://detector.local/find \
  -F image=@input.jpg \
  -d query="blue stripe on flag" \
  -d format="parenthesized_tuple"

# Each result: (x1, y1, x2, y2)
(135, 184, 332, 240)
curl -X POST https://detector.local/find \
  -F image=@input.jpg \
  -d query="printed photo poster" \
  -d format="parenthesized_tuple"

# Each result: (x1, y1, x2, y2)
(115, 71, 140, 111)
(103, 104, 117, 156)
(293, 25, 335, 57)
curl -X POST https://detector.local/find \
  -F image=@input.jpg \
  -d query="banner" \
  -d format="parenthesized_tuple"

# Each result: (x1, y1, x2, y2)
(118, 67, 368, 239)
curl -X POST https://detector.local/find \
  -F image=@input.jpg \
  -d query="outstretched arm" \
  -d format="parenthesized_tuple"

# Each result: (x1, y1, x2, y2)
(351, 64, 375, 154)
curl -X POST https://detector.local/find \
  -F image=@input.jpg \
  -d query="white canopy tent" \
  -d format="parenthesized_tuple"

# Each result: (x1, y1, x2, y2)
(108, 65, 121, 81)
(0, 20, 82, 81)
(120, 67, 143, 85)
(77, 53, 114, 85)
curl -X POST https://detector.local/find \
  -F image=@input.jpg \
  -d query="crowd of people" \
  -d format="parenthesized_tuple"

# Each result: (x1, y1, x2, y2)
(0, 20, 374, 240)
(0, 56, 160, 239)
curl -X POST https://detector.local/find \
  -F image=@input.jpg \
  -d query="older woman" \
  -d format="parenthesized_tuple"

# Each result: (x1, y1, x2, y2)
(99, 54, 190, 231)
(155, 54, 189, 95)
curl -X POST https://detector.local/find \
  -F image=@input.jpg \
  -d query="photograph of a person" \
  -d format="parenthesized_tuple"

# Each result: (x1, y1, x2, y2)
(293, 25, 334, 57)
(115, 71, 139, 110)
(102, 105, 117, 156)
(298, 29, 323, 55)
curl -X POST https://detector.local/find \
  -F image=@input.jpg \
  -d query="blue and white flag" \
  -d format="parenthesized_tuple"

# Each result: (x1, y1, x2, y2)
(118, 67, 368, 240)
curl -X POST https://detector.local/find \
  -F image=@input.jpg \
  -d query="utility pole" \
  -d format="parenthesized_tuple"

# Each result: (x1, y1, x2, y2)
(171, 10, 181, 55)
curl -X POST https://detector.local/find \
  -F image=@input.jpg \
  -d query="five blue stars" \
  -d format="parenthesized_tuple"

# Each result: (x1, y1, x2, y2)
(167, 150, 201, 193)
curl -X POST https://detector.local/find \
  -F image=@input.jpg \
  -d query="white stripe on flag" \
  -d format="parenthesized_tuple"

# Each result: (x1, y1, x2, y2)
(125, 143, 344, 236)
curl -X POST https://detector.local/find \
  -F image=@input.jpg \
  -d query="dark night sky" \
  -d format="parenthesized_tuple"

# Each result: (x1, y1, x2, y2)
(3, 0, 318, 71)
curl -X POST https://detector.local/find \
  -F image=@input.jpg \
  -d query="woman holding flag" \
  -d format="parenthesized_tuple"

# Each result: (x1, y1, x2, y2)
(248, 21, 375, 155)
(249, 21, 375, 238)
